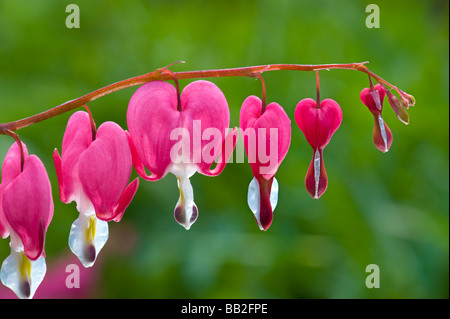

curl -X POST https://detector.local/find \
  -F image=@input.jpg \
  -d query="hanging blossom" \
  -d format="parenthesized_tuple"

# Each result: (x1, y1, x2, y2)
(127, 80, 237, 230)
(360, 83, 393, 153)
(295, 98, 343, 199)
(0, 142, 53, 299)
(53, 111, 139, 267)
(239, 95, 291, 230)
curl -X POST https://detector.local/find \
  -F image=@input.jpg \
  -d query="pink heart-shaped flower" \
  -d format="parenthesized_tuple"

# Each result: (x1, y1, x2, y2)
(240, 95, 291, 231)
(295, 98, 342, 199)
(127, 80, 237, 230)
(127, 80, 236, 180)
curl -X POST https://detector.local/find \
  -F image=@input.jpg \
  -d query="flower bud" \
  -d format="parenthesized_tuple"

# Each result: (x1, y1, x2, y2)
(386, 89, 409, 125)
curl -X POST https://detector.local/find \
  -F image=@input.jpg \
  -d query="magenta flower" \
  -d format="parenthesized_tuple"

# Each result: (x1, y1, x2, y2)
(295, 98, 342, 199)
(127, 80, 237, 230)
(53, 111, 139, 267)
(240, 96, 291, 231)
(0, 141, 53, 299)
(360, 83, 393, 153)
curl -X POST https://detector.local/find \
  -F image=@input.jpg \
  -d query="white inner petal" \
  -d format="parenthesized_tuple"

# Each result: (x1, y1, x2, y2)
(378, 114, 388, 152)
(169, 162, 197, 179)
(170, 162, 198, 230)
(0, 232, 46, 299)
(247, 177, 279, 230)
(68, 212, 109, 268)
(314, 149, 321, 199)
(175, 176, 197, 230)
(371, 89, 382, 111)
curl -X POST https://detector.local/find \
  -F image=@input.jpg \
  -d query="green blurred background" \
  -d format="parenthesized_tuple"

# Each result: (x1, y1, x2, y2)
(0, 0, 448, 299)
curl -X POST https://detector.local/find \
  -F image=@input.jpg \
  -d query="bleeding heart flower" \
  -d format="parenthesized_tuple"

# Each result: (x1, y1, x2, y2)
(295, 98, 342, 199)
(53, 111, 139, 267)
(0, 141, 53, 299)
(127, 80, 237, 230)
(240, 95, 291, 231)
(360, 83, 393, 153)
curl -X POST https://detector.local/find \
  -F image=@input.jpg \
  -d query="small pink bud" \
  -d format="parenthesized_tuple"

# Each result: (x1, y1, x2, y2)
(385, 89, 409, 125)
(360, 84, 393, 153)
(398, 89, 416, 109)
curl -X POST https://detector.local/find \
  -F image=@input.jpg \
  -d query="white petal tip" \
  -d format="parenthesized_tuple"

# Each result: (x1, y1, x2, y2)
(69, 214, 109, 268)
(0, 251, 46, 299)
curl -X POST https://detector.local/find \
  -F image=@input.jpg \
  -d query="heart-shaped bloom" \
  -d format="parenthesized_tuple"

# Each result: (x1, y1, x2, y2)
(240, 95, 291, 231)
(53, 111, 139, 267)
(360, 83, 393, 153)
(127, 80, 237, 230)
(295, 98, 342, 199)
(0, 141, 53, 299)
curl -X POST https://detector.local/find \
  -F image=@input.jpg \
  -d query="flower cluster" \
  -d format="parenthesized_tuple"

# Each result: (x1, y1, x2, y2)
(0, 69, 413, 298)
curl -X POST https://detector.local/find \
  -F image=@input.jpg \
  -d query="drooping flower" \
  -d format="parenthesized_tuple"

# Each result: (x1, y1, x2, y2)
(240, 95, 291, 231)
(360, 83, 393, 153)
(127, 80, 237, 230)
(53, 111, 139, 267)
(295, 98, 342, 199)
(0, 141, 53, 299)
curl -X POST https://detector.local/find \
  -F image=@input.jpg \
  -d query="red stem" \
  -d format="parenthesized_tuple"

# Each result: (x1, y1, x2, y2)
(5, 130, 25, 171)
(161, 68, 182, 112)
(315, 70, 320, 107)
(0, 62, 406, 134)
(82, 104, 96, 141)
(252, 72, 267, 114)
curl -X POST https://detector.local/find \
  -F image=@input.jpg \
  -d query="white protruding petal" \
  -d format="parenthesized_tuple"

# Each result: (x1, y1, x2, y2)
(68, 212, 109, 268)
(247, 177, 279, 230)
(313, 149, 321, 199)
(270, 177, 279, 211)
(174, 177, 198, 230)
(378, 114, 389, 153)
(371, 89, 382, 111)
(0, 249, 46, 299)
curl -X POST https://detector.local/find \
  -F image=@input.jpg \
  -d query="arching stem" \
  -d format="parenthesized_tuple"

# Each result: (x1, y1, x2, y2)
(0, 61, 413, 134)
(5, 129, 25, 171)
(82, 104, 96, 141)
(315, 70, 321, 107)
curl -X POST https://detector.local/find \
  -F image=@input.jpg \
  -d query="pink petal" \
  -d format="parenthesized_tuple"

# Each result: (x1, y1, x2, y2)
(197, 127, 238, 176)
(55, 111, 93, 204)
(0, 184, 8, 239)
(180, 80, 231, 169)
(126, 131, 163, 181)
(52, 148, 67, 203)
(294, 98, 342, 150)
(240, 95, 291, 180)
(127, 81, 180, 179)
(360, 84, 386, 115)
(112, 178, 139, 222)
(1, 141, 28, 185)
(1, 142, 29, 239)
(2, 155, 53, 260)
(78, 121, 134, 222)
(128, 80, 234, 178)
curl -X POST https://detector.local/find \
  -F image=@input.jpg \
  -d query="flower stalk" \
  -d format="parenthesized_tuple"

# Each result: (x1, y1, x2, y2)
(0, 62, 412, 134)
